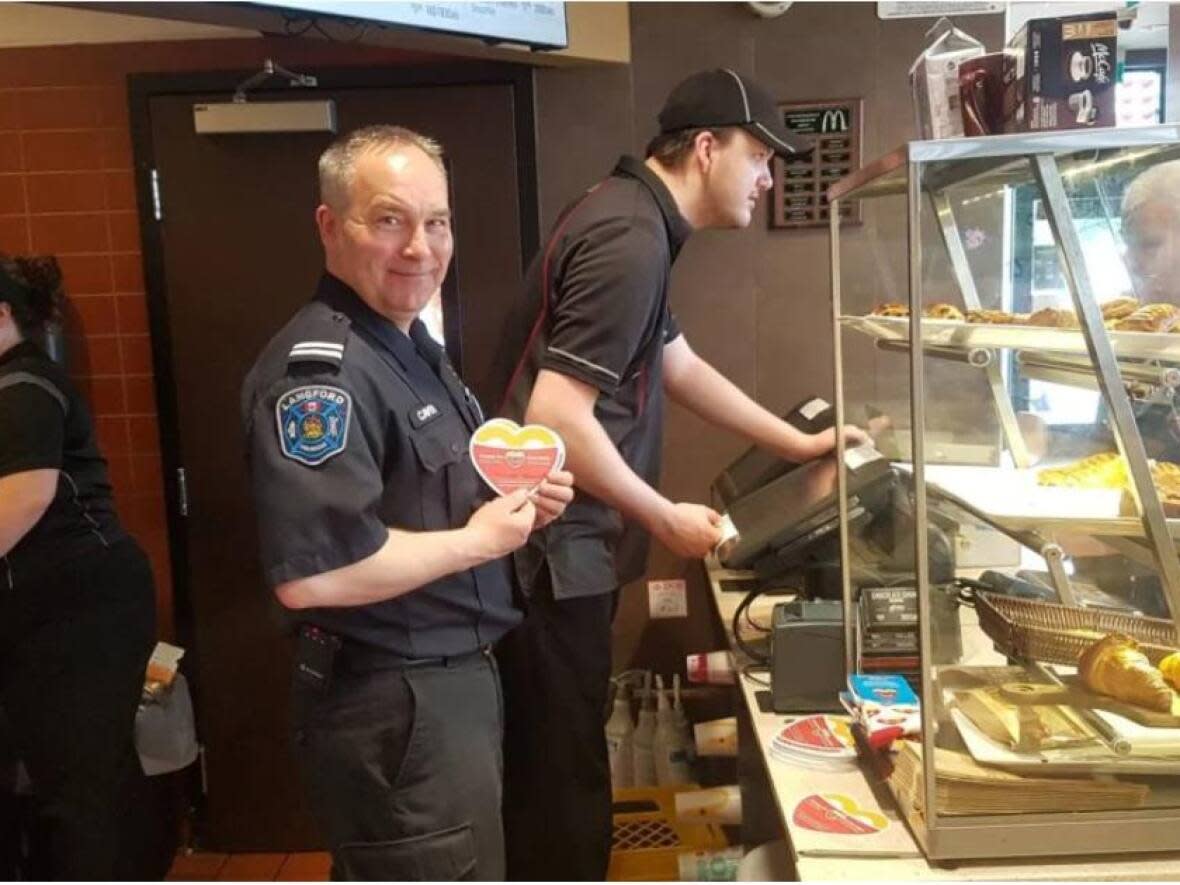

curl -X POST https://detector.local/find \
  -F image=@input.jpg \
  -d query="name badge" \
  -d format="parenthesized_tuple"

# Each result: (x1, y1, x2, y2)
(410, 403, 442, 428)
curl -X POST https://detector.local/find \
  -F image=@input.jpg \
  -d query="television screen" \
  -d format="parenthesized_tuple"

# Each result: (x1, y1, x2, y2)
(248, 1, 568, 49)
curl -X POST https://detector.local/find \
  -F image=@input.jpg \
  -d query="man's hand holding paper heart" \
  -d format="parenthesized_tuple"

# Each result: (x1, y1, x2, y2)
(470, 419, 574, 531)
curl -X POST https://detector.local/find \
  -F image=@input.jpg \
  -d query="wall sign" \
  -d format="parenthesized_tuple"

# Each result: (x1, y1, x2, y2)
(771, 98, 863, 230)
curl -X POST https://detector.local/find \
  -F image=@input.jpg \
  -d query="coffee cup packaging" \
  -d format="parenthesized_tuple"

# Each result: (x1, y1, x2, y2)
(1002, 12, 1117, 132)
(909, 16, 985, 140)
(958, 52, 1008, 136)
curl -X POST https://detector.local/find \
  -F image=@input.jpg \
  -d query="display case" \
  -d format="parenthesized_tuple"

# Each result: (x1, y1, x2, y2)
(828, 125, 1180, 861)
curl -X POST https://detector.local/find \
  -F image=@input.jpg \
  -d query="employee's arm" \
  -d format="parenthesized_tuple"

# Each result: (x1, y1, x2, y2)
(276, 490, 535, 610)
(526, 368, 721, 558)
(662, 336, 863, 462)
(0, 469, 57, 558)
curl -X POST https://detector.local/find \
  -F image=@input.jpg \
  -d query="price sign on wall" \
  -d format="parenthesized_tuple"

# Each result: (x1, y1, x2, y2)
(771, 98, 863, 230)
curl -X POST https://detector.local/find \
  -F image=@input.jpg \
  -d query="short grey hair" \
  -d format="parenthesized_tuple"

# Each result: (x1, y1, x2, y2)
(318, 125, 446, 210)
(1123, 159, 1180, 220)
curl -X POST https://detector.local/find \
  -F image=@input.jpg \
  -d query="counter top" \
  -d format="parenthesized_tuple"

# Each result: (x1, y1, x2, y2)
(703, 556, 1180, 880)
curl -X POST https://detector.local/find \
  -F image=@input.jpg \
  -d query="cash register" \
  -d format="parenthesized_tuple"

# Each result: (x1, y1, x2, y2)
(712, 414, 960, 712)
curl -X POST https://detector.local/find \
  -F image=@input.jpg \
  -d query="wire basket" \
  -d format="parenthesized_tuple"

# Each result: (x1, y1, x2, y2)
(976, 592, 1179, 666)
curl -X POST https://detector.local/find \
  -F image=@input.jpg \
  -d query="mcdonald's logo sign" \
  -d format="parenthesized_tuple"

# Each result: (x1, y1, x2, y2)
(820, 108, 848, 134)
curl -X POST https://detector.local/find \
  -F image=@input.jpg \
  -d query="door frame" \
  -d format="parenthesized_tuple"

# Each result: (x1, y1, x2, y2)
(125, 60, 539, 802)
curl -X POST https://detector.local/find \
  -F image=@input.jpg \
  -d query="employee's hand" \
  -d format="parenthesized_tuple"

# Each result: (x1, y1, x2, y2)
(654, 502, 724, 559)
(804, 424, 870, 459)
(466, 489, 536, 559)
(530, 469, 575, 530)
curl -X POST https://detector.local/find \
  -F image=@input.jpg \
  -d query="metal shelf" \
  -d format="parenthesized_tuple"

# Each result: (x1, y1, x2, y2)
(842, 314, 1180, 363)
(827, 124, 1180, 203)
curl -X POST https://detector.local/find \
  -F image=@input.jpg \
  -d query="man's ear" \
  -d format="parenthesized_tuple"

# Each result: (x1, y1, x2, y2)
(693, 131, 718, 175)
(314, 204, 338, 246)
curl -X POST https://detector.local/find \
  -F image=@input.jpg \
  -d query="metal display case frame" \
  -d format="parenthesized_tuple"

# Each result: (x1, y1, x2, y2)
(828, 125, 1180, 861)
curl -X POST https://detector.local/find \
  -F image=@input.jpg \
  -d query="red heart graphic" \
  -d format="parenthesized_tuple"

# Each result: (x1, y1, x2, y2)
(778, 716, 853, 754)
(792, 794, 887, 835)
(470, 419, 565, 496)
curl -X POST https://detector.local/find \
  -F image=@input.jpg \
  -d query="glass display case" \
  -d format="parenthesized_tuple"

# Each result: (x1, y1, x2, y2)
(828, 125, 1180, 861)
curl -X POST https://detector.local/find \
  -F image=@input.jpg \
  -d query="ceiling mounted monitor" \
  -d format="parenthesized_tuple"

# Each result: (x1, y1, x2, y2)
(246, 1, 568, 50)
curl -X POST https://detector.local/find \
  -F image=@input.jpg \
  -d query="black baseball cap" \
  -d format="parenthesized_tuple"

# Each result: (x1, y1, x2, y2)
(658, 68, 810, 157)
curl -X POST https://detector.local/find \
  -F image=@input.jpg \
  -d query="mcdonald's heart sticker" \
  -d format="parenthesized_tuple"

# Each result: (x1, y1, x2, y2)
(792, 793, 889, 835)
(470, 419, 565, 496)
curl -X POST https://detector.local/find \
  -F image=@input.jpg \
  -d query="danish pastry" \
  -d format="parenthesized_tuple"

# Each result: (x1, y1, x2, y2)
(966, 308, 1016, 324)
(922, 303, 965, 321)
(1026, 307, 1080, 329)
(870, 303, 909, 317)
(1100, 297, 1140, 322)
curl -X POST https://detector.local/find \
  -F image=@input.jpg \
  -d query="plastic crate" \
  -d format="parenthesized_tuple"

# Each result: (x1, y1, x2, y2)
(608, 785, 729, 881)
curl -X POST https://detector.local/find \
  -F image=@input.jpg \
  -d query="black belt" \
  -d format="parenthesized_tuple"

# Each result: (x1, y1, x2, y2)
(300, 625, 490, 674)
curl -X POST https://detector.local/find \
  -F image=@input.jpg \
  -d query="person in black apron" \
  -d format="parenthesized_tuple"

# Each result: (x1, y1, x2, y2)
(0, 254, 157, 879)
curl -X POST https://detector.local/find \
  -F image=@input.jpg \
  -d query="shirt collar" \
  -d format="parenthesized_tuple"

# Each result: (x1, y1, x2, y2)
(612, 154, 693, 258)
(313, 272, 432, 371)
(0, 339, 41, 369)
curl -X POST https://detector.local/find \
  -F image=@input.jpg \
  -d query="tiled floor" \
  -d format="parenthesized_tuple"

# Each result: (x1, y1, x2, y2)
(166, 851, 331, 881)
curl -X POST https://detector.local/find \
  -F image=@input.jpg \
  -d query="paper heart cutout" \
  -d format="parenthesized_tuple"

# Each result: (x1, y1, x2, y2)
(777, 715, 855, 754)
(470, 418, 565, 496)
(792, 793, 889, 835)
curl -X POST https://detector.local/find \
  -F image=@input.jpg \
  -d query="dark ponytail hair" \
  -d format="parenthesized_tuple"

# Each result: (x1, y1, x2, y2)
(0, 253, 65, 338)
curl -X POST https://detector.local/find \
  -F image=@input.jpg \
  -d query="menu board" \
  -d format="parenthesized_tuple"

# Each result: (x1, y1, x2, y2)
(771, 99, 863, 230)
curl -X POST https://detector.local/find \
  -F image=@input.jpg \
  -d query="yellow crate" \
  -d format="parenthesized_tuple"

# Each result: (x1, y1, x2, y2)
(608, 785, 729, 882)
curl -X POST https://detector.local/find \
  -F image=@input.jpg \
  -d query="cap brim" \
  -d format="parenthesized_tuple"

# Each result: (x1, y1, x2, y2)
(743, 121, 812, 157)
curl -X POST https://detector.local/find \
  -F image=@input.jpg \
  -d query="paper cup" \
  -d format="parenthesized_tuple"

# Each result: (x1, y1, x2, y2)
(693, 717, 738, 757)
(686, 650, 735, 685)
(677, 846, 744, 881)
(674, 785, 742, 826)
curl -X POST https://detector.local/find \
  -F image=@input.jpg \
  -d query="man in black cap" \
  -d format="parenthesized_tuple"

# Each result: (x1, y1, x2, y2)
(496, 69, 865, 880)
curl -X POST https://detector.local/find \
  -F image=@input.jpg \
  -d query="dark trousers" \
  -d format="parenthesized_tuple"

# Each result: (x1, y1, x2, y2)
(496, 568, 617, 881)
(0, 538, 157, 881)
(291, 647, 505, 881)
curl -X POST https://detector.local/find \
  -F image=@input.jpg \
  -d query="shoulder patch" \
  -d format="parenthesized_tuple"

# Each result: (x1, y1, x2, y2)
(275, 385, 352, 466)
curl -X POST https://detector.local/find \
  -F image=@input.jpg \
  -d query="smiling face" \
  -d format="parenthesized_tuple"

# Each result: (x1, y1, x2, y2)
(699, 128, 775, 229)
(316, 144, 453, 329)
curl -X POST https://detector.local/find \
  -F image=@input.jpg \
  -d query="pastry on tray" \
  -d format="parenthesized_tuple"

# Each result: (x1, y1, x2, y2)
(1026, 307, 1081, 329)
(965, 308, 1017, 324)
(1036, 452, 1126, 489)
(922, 303, 965, 321)
(1113, 303, 1180, 333)
(1100, 296, 1140, 322)
(1078, 633, 1175, 713)
(870, 302, 909, 317)
(1160, 652, 1180, 692)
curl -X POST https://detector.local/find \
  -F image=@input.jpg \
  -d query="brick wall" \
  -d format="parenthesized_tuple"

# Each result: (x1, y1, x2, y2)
(0, 37, 436, 636)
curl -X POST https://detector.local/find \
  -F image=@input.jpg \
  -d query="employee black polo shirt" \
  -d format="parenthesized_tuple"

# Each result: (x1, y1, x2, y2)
(0, 340, 125, 589)
(500, 154, 693, 599)
(241, 273, 520, 657)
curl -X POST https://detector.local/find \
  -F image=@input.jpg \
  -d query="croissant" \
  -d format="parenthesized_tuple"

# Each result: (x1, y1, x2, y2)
(1160, 652, 1180, 692)
(966, 308, 1016, 325)
(1078, 634, 1174, 713)
(871, 303, 908, 317)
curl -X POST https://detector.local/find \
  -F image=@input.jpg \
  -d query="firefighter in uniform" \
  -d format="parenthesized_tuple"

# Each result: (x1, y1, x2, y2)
(240, 125, 572, 881)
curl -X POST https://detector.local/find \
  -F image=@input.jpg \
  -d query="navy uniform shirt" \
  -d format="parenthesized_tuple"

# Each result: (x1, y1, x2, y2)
(241, 273, 520, 657)
(499, 155, 692, 599)
(0, 340, 126, 589)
